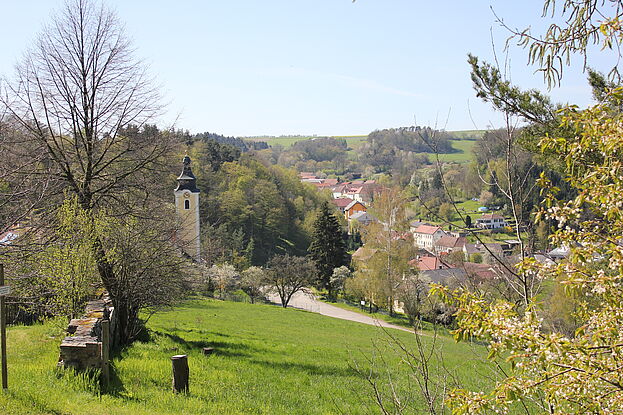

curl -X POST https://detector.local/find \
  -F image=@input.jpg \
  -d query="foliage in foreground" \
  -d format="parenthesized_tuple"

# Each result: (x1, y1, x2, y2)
(437, 98, 623, 413)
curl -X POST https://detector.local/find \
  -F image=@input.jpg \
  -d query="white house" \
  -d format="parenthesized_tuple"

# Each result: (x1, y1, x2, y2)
(413, 224, 446, 250)
(475, 213, 507, 229)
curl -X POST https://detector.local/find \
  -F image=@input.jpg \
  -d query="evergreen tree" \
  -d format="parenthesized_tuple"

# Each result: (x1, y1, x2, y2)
(308, 202, 347, 299)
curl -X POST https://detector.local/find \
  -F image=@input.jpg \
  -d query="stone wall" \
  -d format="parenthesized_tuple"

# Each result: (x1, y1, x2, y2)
(58, 296, 112, 371)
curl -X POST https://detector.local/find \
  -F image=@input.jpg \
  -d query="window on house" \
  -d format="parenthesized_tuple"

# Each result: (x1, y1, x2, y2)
(184, 200, 190, 210)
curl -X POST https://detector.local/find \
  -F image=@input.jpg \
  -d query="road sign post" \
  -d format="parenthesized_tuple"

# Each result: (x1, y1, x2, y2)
(0, 263, 7, 390)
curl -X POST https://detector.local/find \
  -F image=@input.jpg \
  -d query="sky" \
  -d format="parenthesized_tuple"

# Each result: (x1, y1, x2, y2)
(0, 1, 616, 137)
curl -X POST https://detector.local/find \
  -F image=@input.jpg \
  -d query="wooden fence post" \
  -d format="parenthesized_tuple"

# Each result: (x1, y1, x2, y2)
(171, 354, 189, 393)
(0, 264, 7, 390)
(101, 319, 110, 387)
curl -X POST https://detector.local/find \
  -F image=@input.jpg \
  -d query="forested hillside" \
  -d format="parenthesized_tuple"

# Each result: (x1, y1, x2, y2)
(185, 139, 329, 266)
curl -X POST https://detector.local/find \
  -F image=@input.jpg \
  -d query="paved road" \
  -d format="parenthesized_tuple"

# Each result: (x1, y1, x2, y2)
(268, 289, 413, 334)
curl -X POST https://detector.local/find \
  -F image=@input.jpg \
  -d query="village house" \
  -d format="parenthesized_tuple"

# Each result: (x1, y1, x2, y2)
(475, 213, 507, 229)
(412, 224, 446, 250)
(434, 235, 467, 254)
(344, 200, 366, 220)
(409, 220, 428, 233)
(328, 180, 380, 205)
(331, 197, 353, 213)
(348, 212, 378, 234)
(409, 255, 451, 271)
(462, 241, 514, 263)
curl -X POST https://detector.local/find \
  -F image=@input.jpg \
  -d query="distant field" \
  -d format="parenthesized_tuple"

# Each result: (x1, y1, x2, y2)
(449, 129, 485, 140)
(333, 135, 367, 150)
(455, 199, 482, 213)
(244, 130, 484, 152)
(0, 298, 500, 414)
(421, 137, 477, 164)
(244, 136, 315, 148)
(245, 135, 368, 149)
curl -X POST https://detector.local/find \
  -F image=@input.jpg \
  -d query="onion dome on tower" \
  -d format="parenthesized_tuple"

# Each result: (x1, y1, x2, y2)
(175, 155, 200, 193)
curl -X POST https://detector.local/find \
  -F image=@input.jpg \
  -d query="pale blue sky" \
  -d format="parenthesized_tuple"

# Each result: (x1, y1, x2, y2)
(0, 1, 615, 136)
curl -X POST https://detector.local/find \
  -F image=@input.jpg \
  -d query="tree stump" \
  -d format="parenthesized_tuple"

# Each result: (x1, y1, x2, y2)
(171, 354, 189, 393)
(202, 347, 214, 355)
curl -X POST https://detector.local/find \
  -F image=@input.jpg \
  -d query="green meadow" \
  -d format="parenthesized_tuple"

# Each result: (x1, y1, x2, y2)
(0, 298, 494, 414)
(244, 130, 483, 159)
(246, 135, 368, 149)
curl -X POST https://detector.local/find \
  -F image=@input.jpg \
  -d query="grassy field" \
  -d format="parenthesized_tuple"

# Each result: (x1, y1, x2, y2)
(245, 136, 316, 148)
(449, 130, 485, 140)
(244, 130, 483, 157)
(0, 298, 496, 414)
(245, 135, 368, 149)
(426, 138, 477, 163)
(455, 199, 482, 214)
(333, 135, 367, 150)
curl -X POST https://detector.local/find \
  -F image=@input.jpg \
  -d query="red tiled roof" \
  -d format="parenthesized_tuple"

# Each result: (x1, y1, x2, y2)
(435, 236, 467, 248)
(331, 198, 352, 208)
(414, 224, 442, 235)
(409, 255, 450, 271)
(462, 262, 496, 280)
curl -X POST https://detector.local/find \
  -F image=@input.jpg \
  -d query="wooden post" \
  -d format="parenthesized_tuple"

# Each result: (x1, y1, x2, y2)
(101, 319, 110, 387)
(0, 264, 7, 390)
(171, 354, 189, 393)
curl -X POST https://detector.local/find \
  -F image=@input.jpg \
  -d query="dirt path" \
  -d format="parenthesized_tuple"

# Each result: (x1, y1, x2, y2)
(268, 290, 413, 334)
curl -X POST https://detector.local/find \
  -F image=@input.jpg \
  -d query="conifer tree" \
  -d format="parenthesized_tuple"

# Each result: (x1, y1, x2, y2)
(308, 202, 347, 299)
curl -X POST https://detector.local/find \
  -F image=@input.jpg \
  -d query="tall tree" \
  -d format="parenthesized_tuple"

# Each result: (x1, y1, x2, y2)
(362, 188, 414, 316)
(0, 0, 181, 345)
(308, 202, 347, 299)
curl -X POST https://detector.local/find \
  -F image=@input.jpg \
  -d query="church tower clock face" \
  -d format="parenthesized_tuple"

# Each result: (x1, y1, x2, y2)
(174, 156, 200, 260)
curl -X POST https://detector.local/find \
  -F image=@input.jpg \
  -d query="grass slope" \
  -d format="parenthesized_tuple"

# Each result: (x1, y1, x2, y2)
(245, 130, 484, 157)
(0, 299, 492, 414)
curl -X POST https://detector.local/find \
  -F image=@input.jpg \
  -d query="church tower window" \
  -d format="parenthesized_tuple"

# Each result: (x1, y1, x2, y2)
(184, 199, 190, 210)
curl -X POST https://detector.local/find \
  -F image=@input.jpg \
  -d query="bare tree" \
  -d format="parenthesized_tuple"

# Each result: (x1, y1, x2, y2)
(0, 0, 182, 345)
(1, 0, 166, 211)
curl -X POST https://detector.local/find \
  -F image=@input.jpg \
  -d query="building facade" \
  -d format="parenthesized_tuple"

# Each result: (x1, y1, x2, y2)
(174, 155, 201, 260)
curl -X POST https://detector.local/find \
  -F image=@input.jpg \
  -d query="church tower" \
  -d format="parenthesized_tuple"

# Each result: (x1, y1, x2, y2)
(174, 155, 201, 260)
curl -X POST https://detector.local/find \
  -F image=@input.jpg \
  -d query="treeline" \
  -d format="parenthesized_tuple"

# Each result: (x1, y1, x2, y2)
(193, 131, 269, 152)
